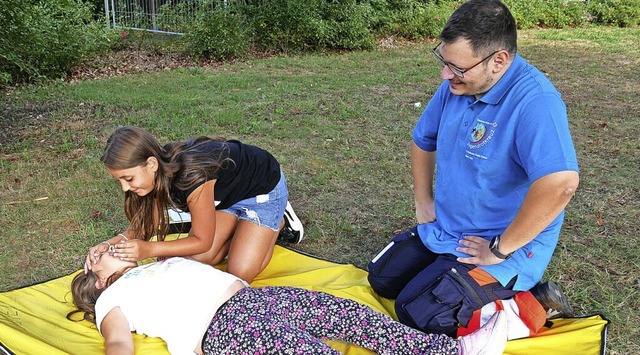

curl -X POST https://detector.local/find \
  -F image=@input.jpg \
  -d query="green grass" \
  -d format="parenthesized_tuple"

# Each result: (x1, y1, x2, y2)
(1, 26, 639, 354)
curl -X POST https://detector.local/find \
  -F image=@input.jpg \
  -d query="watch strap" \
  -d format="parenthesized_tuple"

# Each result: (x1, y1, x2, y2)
(490, 236, 512, 260)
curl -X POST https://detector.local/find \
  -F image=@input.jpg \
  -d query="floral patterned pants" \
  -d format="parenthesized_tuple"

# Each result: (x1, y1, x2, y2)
(202, 286, 460, 354)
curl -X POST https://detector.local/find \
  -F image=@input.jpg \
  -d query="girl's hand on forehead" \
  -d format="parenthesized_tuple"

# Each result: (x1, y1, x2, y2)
(112, 239, 152, 261)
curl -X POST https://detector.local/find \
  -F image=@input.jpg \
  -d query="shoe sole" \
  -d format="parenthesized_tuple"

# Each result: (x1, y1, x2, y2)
(536, 281, 573, 315)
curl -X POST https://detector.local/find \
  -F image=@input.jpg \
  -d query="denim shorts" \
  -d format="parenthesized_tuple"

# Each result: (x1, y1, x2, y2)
(219, 171, 288, 231)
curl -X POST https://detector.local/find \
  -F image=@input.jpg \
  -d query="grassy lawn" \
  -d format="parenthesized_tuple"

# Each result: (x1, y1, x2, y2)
(1, 27, 638, 354)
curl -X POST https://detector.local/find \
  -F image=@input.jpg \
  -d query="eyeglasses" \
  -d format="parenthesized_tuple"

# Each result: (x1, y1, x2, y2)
(431, 42, 500, 78)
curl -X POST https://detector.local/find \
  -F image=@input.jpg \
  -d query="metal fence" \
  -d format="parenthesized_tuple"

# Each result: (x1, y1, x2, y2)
(103, 0, 218, 34)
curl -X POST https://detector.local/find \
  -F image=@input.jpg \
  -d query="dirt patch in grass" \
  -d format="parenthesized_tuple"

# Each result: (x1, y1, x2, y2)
(0, 102, 61, 148)
(64, 50, 203, 83)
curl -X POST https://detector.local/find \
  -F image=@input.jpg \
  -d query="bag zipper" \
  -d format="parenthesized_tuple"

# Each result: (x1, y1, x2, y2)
(451, 267, 484, 306)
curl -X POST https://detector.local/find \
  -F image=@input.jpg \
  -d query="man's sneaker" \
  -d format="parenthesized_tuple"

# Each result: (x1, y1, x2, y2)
(278, 202, 304, 244)
(530, 281, 573, 319)
(459, 310, 508, 355)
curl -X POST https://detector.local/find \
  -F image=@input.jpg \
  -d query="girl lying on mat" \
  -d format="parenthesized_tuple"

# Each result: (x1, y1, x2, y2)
(69, 248, 507, 355)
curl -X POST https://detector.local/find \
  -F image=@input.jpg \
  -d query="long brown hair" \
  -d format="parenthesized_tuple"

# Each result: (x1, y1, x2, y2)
(67, 268, 132, 323)
(101, 126, 231, 242)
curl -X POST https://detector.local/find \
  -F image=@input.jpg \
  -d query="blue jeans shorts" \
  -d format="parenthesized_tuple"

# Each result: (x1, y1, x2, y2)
(219, 171, 288, 231)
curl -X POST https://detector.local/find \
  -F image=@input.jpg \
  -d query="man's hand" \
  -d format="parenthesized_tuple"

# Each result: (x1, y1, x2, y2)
(456, 235, 504, 265)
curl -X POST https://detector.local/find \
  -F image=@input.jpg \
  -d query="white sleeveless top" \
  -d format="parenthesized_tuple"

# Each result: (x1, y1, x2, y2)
(95, 257, 244, 354)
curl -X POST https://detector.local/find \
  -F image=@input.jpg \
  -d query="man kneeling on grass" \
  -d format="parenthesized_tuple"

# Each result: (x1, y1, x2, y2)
(368, 0, 578, 340)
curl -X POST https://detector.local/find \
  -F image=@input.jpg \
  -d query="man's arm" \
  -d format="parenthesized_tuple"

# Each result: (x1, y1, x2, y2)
(411, 141, 437, 224)
(101, 307, 134, 355)
(457, 170, 580, 265)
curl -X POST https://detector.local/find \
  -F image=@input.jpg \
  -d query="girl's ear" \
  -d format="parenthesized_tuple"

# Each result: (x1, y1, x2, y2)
(146, 157, 159, 172)
(95, 278, 106, 290)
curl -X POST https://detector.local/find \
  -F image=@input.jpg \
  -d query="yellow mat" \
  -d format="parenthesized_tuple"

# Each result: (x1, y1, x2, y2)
(0, 245, 608, 354)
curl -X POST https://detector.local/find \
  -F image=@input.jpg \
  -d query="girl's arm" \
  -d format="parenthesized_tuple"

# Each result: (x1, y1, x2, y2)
(114, 180, 217, 260)
(153, 179, 217, 257)
(101, 307, 134, 355)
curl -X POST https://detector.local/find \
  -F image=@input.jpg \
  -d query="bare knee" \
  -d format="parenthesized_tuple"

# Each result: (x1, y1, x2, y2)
(227, 245, 275, 283)
(225, 221, 278, 282)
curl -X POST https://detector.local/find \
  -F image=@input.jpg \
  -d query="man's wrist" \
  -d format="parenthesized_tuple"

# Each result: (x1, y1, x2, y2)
(489, 235, 513, 260)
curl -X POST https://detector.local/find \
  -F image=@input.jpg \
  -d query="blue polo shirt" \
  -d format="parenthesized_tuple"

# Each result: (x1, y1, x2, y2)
(412, 54, 579, 291)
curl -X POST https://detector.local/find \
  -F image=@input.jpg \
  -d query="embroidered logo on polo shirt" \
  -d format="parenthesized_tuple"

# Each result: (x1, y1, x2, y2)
(467, 119, 497, 150)
(470, 122, 487, 143)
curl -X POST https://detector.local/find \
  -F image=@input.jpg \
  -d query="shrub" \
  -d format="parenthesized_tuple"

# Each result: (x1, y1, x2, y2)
(243, 0, 322, 53)
(393, 0, 458, 40)
(504, 0, 546, 28)
(245, 0, 374, 54)
(316, 0, 376, 50)
(157, 1, 200, 34)
(538, 0, 589, 28)
(0, 0, 114, 84)
(587, 0, 640, 27)
(3, 0, 639, 83)
(364, 0, 453, 40)
(184, 3, 252, 60)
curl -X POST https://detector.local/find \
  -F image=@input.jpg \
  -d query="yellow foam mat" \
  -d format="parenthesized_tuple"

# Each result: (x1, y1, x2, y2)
(1, 245, 608, 354)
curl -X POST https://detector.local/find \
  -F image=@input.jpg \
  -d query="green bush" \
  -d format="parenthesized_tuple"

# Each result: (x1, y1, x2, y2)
(505, 0, 588, 29)
(244, 0, 321, 53)
(157, 1, 199, 34)
(504, 0, 546, 28)
(389, 0, 457, 40)
(184, 3, 252, 59)
(538, 0, 589, 28)
(3, 0, 640, 82)
(0, 0, 114, 84)
(245, 0, 375, 53)
(587, 0, 640, 27)
(316, 0, 376, 50)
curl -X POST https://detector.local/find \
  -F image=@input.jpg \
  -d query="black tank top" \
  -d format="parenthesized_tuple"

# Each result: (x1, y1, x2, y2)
(170, 140, 281, 210)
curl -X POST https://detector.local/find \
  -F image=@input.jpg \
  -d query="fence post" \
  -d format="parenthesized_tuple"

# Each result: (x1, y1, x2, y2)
(104, 0, 110, 28)
(111, 0, 117, 28)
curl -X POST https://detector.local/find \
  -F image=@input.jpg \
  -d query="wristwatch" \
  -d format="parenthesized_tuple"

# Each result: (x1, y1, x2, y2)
(489, 236, 513, 260)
